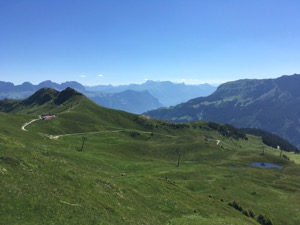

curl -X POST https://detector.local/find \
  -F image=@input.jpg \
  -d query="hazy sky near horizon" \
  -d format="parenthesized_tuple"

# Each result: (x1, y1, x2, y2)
(1, 0, 300, 86)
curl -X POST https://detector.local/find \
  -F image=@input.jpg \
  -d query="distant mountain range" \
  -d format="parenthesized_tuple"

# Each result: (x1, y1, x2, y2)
(145, 74, 300, 148)
(0, 80, 216, 114)
(0, 80, 86, 99)
(86, 80, 216, 106)
(87, 90, 163, 114)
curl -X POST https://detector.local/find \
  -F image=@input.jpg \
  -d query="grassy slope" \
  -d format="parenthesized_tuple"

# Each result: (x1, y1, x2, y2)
(1, 97, 300, 224)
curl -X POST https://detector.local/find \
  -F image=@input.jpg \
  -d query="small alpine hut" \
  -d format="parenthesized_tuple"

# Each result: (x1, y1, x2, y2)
(41, 114, 57, 120)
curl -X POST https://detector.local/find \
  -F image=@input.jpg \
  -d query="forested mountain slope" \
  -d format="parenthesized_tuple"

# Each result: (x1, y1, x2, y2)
(146, 74, 300, 148)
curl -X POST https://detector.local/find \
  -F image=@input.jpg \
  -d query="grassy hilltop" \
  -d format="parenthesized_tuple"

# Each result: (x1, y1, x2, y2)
(1, 88, 300, 225)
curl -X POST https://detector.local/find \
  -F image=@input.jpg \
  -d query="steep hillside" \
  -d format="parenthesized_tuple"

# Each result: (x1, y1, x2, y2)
(145, 74, 300, 148)
(1, 88, 300, 224)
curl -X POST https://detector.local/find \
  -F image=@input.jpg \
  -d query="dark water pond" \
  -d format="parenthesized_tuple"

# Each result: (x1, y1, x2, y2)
(228, 165, 237, 169)
(251, 162, 283, 169)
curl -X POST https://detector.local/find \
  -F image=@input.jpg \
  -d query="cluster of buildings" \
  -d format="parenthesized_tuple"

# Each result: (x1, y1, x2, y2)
(40, 114, 57, 120)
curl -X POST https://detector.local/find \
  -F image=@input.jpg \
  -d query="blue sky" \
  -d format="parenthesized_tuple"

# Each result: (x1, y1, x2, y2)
(1, 0, 299, 86)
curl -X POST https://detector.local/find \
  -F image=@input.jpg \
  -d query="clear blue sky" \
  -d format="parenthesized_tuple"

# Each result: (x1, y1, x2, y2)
(1, 0, 299, 85)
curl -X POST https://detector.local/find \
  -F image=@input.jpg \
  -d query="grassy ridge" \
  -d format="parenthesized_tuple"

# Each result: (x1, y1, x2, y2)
(1, 92, 300, 224)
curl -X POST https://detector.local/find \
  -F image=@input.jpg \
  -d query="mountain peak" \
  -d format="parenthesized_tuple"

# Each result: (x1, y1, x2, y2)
(54, 87, 83, 105)
(25, 87, 83, 106)
(60, 81, 85, 91)
(0, 87, 86, 114)
(23, 88, 59, 106)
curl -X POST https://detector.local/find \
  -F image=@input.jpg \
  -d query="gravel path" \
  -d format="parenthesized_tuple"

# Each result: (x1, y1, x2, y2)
(21, 118, 41, 131)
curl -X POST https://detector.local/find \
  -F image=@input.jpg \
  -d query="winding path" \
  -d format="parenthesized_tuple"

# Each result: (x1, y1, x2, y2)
(21, 118, 41, 131)
(206, 137, 221, 145)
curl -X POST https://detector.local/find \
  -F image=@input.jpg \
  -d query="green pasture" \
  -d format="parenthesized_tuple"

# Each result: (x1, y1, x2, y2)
(0, 99, 300, 224)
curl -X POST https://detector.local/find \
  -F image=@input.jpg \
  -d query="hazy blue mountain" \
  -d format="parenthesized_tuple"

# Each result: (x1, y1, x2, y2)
(145, 74, 300, 148)
(0, 81, 15, 92)
(86, 80, 217, 106)
(0, 81, 34, 99)
(15, 82, 36, 91)
(0, 80, 85, 99)
(87, 90, 163, 114)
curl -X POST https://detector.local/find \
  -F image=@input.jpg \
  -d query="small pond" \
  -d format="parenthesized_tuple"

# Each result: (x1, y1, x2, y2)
(251, 162, 283, 169)
(228, 165, 237, 169)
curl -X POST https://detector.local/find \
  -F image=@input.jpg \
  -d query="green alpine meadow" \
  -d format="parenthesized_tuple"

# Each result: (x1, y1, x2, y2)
(1, 88, 300, 224)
